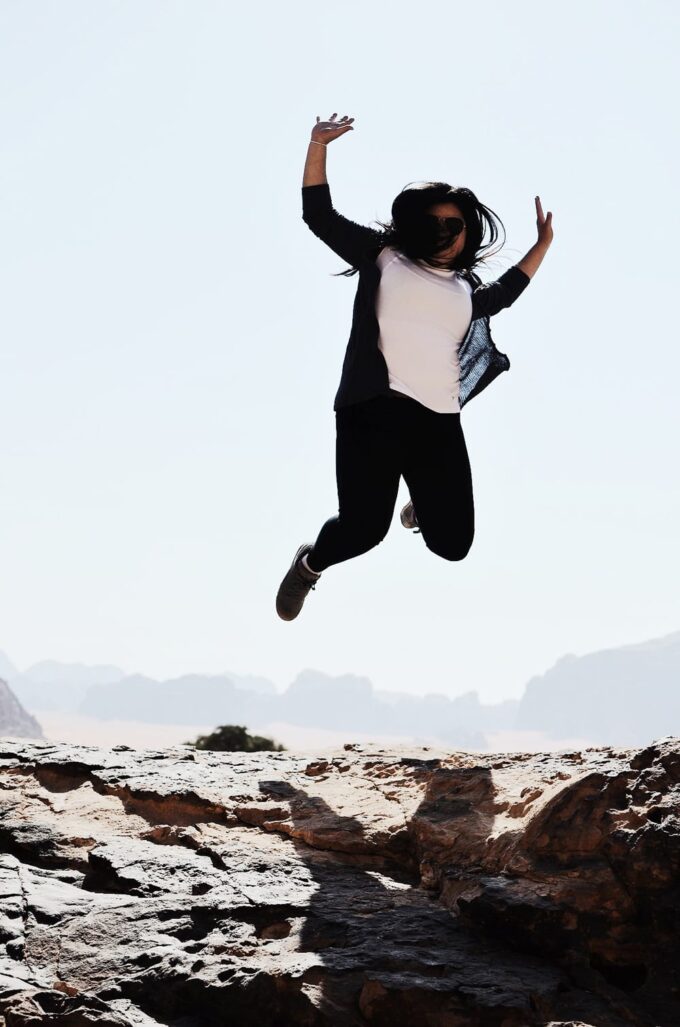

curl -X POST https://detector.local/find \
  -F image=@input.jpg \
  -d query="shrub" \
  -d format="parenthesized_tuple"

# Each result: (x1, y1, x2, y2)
(184, 724, 285, 752)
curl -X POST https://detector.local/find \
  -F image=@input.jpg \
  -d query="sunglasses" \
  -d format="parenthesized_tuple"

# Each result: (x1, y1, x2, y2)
(424, 214, 466, 236)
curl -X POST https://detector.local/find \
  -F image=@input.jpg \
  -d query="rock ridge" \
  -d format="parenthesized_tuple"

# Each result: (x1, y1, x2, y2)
(0, 737, 678, 1026)
(0, 681, 42, 741)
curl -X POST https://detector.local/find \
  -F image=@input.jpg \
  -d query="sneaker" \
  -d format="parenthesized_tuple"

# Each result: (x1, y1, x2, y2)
(276, 543, 321, 621)
(400, 500, 420, 533)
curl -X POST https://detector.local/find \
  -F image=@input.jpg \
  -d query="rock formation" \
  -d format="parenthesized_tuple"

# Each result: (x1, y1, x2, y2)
(0, 680, 42, 740)
(0, 736, 678, 1026)
(517, 632, 680, 745)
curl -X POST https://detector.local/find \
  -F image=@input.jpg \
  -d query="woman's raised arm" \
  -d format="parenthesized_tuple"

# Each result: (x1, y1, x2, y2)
(301, 113, 384, 268)
(471, 196, 554, 318)
(516, 196, 553, 279)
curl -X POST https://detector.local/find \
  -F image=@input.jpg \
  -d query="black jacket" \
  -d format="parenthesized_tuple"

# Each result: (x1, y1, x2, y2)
(302, 183, 531, 411)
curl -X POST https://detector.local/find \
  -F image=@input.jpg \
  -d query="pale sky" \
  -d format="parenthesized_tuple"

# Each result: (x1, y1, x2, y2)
(1, 1, 678, 703)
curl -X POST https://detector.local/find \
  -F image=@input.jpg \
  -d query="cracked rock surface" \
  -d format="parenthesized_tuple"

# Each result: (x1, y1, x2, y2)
(0, 737, 678, 1026)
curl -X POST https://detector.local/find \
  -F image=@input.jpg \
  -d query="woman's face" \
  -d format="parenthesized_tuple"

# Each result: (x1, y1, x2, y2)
(425, 202, 467, 262)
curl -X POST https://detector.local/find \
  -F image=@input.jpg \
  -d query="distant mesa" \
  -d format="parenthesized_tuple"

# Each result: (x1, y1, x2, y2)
(0, 651, 18, 681)
(223, 672, 277, 695)
(517, 629, 680, 745)
(0, 678, 43, 739)
(22, 659, 125, 686)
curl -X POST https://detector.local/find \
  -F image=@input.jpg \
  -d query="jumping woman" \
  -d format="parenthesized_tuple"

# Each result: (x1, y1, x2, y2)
(276, 112, 553, 621)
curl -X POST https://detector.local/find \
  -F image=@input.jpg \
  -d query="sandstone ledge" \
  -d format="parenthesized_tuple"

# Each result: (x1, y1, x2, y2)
(0, 737, 678, 1026)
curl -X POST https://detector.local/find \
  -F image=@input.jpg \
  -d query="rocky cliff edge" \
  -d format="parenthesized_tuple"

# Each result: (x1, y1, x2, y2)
(0, 737, 678, 1026)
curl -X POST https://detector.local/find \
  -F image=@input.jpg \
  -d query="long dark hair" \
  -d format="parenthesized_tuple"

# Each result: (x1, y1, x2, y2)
(333, 180, 506, 278)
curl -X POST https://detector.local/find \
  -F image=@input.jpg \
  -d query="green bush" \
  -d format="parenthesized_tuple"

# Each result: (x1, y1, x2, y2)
(184, 724, 285, 752)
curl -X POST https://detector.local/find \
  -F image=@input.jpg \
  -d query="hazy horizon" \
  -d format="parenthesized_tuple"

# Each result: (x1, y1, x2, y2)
(3, 627, 679, 754)
(4, 625, 680, 699)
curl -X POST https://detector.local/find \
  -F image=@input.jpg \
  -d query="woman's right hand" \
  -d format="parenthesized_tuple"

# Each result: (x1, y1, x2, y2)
(311, 113, 355, 145)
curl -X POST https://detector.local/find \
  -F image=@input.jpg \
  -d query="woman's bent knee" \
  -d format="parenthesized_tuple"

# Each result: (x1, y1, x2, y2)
(425, 536, 474, 562)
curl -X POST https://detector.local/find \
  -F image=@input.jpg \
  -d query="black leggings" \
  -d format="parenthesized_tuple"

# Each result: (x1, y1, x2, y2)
(308, 392, 475, 573)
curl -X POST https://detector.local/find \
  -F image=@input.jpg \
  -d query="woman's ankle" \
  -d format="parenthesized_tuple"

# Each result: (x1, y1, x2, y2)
(301, 552, 321, 576)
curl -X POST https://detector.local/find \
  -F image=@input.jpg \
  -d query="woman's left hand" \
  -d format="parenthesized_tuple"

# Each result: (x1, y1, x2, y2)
(535, 196, 553, 248)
